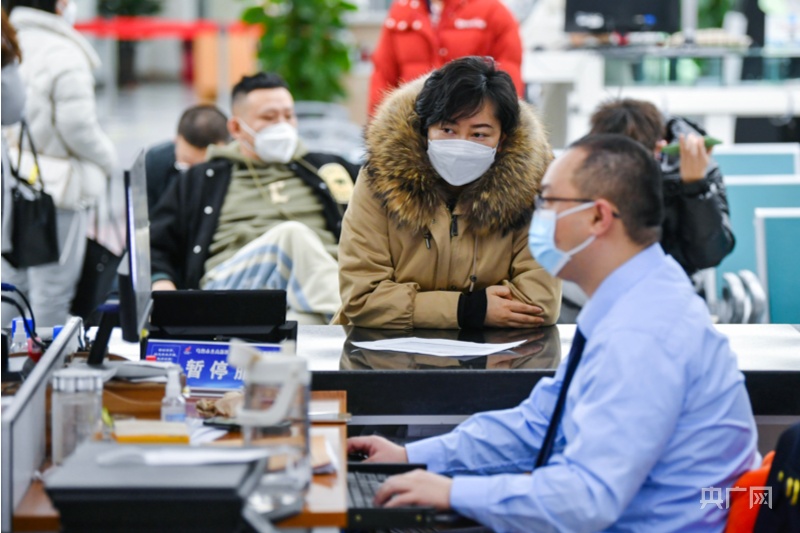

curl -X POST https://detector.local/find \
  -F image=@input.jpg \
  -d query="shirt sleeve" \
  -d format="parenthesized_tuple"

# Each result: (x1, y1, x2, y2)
(440, 331, 686, 533)
(149, 171, 186, 286)
(674, 166, 735, 271)
(406, 370, 561, 475)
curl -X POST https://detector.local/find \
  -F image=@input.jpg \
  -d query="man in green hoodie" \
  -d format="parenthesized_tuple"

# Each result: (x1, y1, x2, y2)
(149, 72, 360, 323)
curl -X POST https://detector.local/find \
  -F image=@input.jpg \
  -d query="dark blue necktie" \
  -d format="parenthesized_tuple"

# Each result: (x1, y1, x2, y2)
(535, 327, 587, 468)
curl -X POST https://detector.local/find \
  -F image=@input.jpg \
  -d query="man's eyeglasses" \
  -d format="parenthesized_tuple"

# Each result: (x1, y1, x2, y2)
(534, 195, 594, 210)
(534, 195, 621, 218)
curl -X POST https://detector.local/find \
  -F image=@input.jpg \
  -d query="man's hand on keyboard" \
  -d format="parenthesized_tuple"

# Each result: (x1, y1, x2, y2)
(374, 469, 453, 510)
(347, 436, 408, 463)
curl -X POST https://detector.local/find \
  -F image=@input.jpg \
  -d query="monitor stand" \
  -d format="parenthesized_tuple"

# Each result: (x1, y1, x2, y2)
(72, 303, 171, 382)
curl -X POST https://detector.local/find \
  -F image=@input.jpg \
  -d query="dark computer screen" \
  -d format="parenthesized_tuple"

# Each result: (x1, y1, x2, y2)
(564, 1, 680, 34)
(119, 150, 153, 343)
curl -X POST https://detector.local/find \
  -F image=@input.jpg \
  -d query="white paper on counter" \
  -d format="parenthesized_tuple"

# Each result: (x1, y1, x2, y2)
(352, 337, 526, 357)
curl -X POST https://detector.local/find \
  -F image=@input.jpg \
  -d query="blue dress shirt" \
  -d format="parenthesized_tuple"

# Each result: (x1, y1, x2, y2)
(406, 244, 759, 532)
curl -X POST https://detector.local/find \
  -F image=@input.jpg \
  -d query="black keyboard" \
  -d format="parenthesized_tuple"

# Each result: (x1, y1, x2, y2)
(346, 463, 449, 530)
(348, 471, 389, 509)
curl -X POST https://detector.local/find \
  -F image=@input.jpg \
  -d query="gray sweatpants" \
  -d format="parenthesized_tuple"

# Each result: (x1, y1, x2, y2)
(201, 221, 340, 325)
(2, 208, 88, 328)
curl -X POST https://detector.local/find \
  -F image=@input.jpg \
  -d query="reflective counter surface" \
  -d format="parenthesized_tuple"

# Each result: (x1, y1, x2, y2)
(299, 324, 800, 420)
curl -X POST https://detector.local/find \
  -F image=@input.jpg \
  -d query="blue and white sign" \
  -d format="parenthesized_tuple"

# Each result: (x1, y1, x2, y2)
(145, 340, 282, 390)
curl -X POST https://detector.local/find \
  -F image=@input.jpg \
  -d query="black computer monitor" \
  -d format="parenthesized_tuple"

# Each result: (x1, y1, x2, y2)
(564, 0, 680, 34)
(87, 150, 152, 364)
(119, 150, 152, 343)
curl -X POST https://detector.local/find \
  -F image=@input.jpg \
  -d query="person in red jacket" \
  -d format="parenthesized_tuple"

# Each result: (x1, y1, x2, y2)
(368, 0, 523, 116)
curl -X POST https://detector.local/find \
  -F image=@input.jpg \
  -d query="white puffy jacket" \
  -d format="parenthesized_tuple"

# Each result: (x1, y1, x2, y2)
(10, 7, 116, 208)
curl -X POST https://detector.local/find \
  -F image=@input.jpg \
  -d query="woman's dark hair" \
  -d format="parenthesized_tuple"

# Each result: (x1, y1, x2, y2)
(415, 56, 519, 136)
(7, 0, 58, 14)
(1, 8, 22, 67)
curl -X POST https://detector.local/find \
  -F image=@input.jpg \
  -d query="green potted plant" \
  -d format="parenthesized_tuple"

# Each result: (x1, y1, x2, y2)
(698, 0, 733, 30)
(98, 0, 164, 86)
(241, 0, 357, 102)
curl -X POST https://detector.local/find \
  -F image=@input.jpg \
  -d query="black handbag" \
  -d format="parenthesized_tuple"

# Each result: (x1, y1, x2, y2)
(1, 121, 60, 269)
(70, 212, 122, 323)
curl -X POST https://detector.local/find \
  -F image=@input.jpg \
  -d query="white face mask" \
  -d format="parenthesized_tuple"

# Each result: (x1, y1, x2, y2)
(60, 0, 77, 26)
(238, 120, 299, 164)
(427, 139, 497, 187)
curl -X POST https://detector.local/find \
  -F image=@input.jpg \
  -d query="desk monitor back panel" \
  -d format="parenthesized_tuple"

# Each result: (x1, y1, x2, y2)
(564, 0, 679, 34)
(119, 149, 152, 343)
(148, 289, 291, 344)
(86, 149, 152, 367)
(1, 318, 82, 532)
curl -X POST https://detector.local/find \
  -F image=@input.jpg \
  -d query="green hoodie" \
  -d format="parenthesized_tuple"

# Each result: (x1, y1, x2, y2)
(200, 141, 337, 283)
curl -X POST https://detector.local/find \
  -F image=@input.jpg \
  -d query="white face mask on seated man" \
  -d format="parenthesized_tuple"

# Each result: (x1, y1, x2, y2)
(238, 119, 299, 164)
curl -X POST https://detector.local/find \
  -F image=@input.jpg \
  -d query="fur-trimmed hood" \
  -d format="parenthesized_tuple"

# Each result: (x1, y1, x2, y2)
(364, 77, 553, 236)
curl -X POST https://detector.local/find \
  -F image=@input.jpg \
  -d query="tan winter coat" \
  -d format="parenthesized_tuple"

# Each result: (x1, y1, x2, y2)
(333, 79, 561, 329)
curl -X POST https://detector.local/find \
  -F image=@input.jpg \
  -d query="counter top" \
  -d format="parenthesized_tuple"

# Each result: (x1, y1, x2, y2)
(297, 324, 800, 372)
(300, 324, 800, 418)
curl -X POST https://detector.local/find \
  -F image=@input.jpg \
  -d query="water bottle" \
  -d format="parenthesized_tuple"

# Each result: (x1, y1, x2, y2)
(161, 367, 186, 422)
(9, 318, 27, 354)
(229, 340, 311, 519)
(51, 368, 104, 465)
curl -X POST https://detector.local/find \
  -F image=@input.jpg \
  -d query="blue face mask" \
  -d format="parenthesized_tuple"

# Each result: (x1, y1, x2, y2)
(528, 202, 596, 277)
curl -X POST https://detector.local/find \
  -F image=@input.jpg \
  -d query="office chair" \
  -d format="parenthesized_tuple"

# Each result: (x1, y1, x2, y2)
(294, 101, 351, 121)
(692, 268, 719, 316)
(738, 270, 768, 323)
(719, 272, 749, 324)
(297, 118, 366, 164)
(297, 118, 363, 142)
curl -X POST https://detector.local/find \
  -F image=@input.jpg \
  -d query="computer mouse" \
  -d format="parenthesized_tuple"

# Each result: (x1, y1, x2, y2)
(347, 451, 369, 462)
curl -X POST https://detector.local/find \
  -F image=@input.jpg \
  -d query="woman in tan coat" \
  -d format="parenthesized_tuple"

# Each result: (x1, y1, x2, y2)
(334, 57, 561, 329)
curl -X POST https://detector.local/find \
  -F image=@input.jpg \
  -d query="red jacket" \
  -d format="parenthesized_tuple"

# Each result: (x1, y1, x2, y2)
(368, 0, 523, 116)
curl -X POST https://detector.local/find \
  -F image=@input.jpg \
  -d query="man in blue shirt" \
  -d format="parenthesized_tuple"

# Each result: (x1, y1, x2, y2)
(348, 134, 759, 532)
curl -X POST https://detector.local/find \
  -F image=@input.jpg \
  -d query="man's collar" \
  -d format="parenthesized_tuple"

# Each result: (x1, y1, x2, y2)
(577, 243, 665, 338)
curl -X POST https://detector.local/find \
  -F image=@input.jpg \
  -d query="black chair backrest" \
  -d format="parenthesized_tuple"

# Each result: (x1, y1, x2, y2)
(754, 422, 800, 532)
